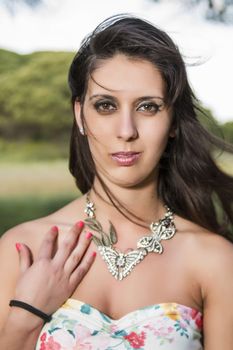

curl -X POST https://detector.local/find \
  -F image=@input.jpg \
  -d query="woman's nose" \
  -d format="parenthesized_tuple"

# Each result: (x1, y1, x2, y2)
(117, 110, 138, 141)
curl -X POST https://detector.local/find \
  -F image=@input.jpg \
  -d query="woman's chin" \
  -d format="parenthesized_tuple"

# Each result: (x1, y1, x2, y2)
(98, 172, 157, 189)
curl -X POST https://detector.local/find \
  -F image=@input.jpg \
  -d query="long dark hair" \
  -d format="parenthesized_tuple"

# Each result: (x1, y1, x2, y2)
(68, 14, 233, 241)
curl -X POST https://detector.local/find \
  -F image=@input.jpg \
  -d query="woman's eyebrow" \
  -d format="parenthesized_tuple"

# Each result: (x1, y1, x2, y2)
(88, 94, 116, 101)
(135, 96, 165, 103)
(88, 94, 164, 102)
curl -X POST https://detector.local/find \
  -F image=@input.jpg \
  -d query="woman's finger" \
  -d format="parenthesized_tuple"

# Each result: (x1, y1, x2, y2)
(69, 251, 97, 289)
(53, 221, 84, 267)
(36, 226, 59, 261)
(16, 243, 32, 274)
(64, 231, 93, 275)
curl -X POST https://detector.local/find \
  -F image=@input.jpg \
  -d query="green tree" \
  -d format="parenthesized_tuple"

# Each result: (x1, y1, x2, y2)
(221, 121, 233, 143)
(0, 49, 74, 141)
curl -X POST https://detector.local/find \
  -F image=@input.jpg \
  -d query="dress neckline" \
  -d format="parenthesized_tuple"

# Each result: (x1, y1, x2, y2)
(63, 298, 203, 323)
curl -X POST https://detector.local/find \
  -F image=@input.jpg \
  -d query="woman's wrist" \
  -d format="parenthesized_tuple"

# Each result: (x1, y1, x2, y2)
(5, 307, 45, 333)
(9, 299, 52, 323)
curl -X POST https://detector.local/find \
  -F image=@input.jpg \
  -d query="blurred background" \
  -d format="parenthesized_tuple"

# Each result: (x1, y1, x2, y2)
(0, 0, 233, 235)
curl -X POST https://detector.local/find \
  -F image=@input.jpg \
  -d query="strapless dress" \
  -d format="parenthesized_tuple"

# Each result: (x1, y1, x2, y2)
(36, 298, 203, 349)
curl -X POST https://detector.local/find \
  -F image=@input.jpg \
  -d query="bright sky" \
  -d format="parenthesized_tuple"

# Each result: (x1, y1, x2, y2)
(0, 0, 232, 123)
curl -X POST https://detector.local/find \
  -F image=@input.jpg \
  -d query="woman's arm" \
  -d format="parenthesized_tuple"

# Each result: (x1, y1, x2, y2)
(1, 307, 45, 350)
(201, 235, 233, 349)
(0, 221, 95, 349)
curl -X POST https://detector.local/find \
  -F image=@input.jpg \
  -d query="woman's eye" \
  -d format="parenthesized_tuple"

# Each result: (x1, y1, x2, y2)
(94, 101, 116, 112)
(137, 103, 161, 114)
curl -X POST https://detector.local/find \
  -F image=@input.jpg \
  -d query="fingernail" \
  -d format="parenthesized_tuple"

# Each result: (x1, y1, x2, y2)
(92, 251, 97, 257)
(15, 243, 21, 252)
(85, 232, 92, 239)
(51, 226, 58, 233)
(76, 221, 84, 229)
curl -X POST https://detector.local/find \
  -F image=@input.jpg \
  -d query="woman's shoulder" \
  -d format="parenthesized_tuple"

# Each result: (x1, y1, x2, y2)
(191, 226, 233, 326)
(175, 214, 233, 250)
(194, 229, 233, 282)
(177, 215, 233, 293)
(182, 220, 233, 258)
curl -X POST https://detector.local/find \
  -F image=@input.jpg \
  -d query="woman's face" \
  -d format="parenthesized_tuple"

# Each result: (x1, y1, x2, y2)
(75, 54, 175, 189)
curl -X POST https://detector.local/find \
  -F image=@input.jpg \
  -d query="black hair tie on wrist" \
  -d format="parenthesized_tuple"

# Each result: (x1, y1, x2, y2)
(9, 300, 52, 323)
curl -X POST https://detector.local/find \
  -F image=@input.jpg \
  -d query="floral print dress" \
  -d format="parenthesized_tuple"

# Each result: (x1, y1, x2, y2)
(36, 299, 203, 350)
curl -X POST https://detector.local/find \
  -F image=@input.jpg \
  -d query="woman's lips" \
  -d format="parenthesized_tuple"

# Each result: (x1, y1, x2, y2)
(110, 152, 141, 166)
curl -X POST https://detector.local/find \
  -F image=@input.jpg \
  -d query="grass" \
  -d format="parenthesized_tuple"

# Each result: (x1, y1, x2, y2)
(0, 139, 69, 162)
(0, 159, 78, 235)
(0, 194, 77, 235)
(0, 160, 76, 196)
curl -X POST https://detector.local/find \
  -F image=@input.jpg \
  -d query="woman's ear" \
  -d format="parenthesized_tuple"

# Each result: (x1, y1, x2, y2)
(169, 128, 176, 138)
(169, 117, 176, 138)
(74, 101, 85, 135)
(168, 109, 176, 138)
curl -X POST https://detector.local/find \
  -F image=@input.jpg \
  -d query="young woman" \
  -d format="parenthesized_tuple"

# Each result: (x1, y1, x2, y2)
(0, 14, 233, 350)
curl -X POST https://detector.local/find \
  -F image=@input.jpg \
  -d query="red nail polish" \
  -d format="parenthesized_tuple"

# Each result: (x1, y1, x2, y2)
(92, 251, 97, 257)
(15, 243, 21, 252)
(51, 226, 58, 233)
(85, 232, 92, 239)
(76, 221, 84, 229)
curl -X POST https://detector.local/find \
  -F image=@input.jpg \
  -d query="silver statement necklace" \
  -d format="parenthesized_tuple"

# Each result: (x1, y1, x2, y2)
(84, 192, 176, 281)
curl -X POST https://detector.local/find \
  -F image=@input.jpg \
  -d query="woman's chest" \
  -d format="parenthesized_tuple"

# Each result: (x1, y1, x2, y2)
(36, 299, 203, 350)
(70, 240, 202, 320)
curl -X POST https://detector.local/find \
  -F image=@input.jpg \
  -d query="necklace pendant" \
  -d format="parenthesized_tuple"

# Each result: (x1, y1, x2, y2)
(84, 192, 176, 281)
(137, 215, 176, 254)
(98, 246, 147, 281)
(137, 235, 163, 253)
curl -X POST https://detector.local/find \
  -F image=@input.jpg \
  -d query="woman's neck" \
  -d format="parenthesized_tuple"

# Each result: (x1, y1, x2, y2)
(89, 178, 166, 227)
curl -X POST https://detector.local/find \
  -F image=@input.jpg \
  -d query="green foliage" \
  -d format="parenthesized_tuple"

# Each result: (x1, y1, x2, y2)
(0, 49, 28, 74)
(0, 49, 74, 141)
(195, 105, 233, 143)
(196, 105, 223, 137)
(221, 121, 233, 144)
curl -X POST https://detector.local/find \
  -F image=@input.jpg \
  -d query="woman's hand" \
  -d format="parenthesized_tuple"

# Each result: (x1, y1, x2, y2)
(10, 221, 95, 327)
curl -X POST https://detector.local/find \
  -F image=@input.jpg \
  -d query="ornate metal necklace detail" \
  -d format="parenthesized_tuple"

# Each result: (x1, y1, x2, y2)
(84, 192, 176, 281)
